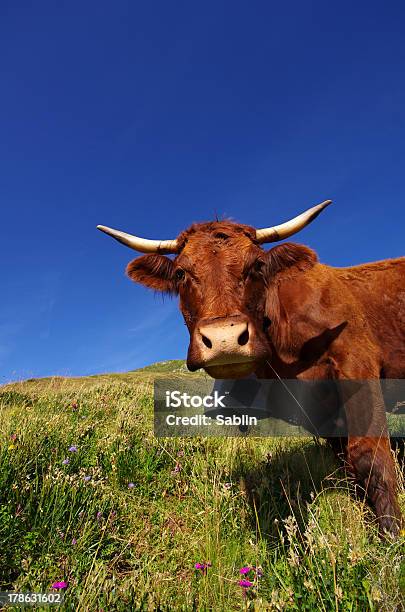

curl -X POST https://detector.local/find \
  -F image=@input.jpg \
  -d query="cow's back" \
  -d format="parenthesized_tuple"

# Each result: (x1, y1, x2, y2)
(335, 257, 405, 378)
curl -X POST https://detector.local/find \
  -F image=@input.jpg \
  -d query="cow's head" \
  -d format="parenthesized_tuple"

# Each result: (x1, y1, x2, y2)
(98, 201, 330, 378)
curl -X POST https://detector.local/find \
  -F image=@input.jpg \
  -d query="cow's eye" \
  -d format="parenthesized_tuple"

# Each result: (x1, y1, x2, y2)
(175, 268, 185, 282)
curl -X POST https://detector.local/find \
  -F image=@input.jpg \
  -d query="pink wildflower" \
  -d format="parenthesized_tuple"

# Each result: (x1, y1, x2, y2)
(51, 581, 67, 589)
(194, 561, 212, 574)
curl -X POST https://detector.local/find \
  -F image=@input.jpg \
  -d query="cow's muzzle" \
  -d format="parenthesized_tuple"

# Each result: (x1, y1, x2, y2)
(187, 315, 259, 378)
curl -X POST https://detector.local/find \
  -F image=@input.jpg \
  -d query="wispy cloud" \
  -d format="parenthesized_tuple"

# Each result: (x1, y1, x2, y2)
(0, 274, 60, 376)
(73, 297, 187, 376)
(127, 300, 178, 335)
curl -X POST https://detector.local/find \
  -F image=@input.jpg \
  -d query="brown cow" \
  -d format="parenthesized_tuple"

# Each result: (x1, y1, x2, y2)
(98, 201, 404, 535)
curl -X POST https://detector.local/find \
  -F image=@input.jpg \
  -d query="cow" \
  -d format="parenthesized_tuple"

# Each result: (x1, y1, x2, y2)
(98, 201, 404, 536)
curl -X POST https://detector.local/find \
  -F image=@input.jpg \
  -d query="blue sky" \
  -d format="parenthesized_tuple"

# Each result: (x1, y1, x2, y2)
(1, 1, 405, 382)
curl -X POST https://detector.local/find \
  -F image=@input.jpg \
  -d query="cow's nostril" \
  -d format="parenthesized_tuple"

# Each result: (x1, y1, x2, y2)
(238, 328, 249, 346)
(201, 335, 213, 349)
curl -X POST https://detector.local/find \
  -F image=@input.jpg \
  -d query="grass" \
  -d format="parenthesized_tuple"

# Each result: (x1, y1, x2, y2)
(0, 362, 404, 610)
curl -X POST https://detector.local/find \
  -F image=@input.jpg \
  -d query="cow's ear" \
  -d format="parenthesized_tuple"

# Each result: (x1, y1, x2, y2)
(126, 254, 176, 293)
(264, 242, 318, 276)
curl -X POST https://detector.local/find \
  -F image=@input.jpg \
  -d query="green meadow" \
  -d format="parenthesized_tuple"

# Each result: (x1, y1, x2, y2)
(0, 362, 404, 611)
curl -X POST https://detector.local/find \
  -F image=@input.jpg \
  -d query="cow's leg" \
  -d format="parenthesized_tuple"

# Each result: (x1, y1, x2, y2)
(340, 378, 402, 536)
(346, 436, 401, 536)
(326, 434, 401, 534)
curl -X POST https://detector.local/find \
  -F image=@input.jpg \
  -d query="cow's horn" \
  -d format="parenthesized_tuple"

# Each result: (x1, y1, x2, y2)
(97, 225, 179, 254)
(256, 200, 332, 244)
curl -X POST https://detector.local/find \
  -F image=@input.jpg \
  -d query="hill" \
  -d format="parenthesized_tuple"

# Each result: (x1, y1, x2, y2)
(0, 362, 404, 609)
(132, 358, 189, 373)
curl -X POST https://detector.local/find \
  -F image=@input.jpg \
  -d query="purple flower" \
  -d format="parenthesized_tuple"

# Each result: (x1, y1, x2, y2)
(239, 566, 251, 575)
(195, 561, 212, 574)
(172, 462, 181, 474)
(10, 433, 17, 441)
(254, 567, 263, 578)
(68, 446, 78, 453)
(239, 580, 253, 588)
(62, 459, 69, 465)
(51, 581, 67, 590)
(96, 511, 102, 521)
(83, 476, 91, 482)
(128, 482, 135, 489)
(72, 538, 77, 545)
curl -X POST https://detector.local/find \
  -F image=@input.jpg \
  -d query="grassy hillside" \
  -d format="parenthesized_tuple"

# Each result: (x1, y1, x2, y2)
(0, 363, 404, 610)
